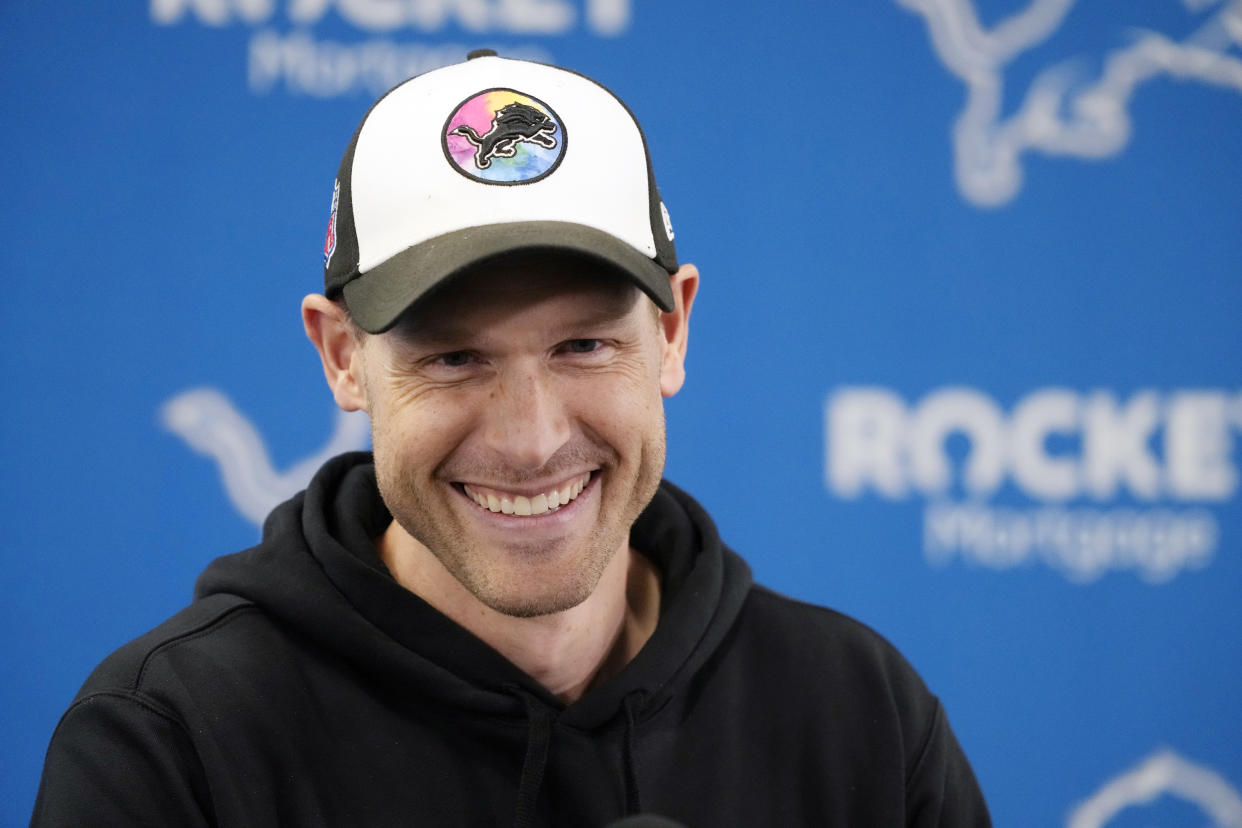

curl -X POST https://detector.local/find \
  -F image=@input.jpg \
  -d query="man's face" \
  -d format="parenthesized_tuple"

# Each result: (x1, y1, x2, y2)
(358, 261, 676, 618)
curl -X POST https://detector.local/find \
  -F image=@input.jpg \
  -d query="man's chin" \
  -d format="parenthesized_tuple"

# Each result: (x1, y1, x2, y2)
(483, 589, 593, 619)
(453, 545, 617, 619)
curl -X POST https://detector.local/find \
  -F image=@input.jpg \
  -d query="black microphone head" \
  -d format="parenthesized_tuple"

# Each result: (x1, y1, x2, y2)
(603, 816, 689, 828)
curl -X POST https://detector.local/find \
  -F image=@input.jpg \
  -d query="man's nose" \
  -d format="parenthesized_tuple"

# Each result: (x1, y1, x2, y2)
(481, 366, 572, 472)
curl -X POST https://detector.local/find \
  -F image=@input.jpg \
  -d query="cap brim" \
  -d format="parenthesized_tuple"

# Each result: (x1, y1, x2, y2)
(341, 221, 676, 334)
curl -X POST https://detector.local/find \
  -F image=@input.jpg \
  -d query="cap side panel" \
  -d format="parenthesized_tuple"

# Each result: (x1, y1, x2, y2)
(323, 76, 419, 297)
(554, 63, 679, 274)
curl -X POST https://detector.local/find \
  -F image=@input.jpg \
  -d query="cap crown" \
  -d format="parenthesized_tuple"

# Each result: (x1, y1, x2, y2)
(323, 54, 677, 325)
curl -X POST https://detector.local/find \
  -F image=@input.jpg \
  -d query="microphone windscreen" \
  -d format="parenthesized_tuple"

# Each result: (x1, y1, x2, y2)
(603, 816, 689, 828)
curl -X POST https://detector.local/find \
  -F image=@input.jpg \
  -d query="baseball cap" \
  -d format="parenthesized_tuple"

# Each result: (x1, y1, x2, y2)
(322, 49, 679, 334)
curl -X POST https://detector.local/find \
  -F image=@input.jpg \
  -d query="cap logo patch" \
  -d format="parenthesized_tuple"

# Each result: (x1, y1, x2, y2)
(443, 88, 565, 185)
(323, 179, 339, 267)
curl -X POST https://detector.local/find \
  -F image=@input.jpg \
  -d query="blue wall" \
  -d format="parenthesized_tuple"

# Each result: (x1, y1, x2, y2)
(3, 2, 1240, 825)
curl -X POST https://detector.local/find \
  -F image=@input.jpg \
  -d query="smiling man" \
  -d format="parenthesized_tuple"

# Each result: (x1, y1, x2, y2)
(33, 53, 990, 826)
(305, 258, 690, 700)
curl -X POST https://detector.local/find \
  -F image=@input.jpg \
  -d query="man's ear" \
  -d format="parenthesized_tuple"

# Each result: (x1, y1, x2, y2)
(658, 263, 699, 398)
(302, 294, 369, 412)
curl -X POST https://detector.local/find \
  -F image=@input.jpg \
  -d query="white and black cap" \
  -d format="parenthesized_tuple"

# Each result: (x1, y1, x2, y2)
(322, 50, 679, 334)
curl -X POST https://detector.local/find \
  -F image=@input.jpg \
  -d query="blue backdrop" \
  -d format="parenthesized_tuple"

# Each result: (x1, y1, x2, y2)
(3, 2, 1240, 826)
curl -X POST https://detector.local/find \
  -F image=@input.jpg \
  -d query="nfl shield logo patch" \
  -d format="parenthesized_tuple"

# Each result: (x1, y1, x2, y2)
(323, 179, 339, 267)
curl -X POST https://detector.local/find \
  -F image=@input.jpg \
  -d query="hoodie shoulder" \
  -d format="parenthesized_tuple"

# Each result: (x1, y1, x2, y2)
(729, 584, 943, 766)
(733, 584, 990, 824)
(75, 592, 257, 700)
(34, 595, 255, 827)
(748, 585, 922, 664)
(742, 584, 936, 708)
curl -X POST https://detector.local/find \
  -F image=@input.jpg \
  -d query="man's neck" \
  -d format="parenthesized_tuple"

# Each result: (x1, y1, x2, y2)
(377, 523, 661, 704)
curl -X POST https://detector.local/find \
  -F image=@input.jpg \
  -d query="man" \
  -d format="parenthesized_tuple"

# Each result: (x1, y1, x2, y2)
(33, 52, 990, 826)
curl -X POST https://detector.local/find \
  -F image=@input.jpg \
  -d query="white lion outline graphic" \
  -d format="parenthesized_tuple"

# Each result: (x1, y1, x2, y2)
(1067, 748, 1242, 827)
(896, 0, 1242, 206)
(161, 387, 371, 526)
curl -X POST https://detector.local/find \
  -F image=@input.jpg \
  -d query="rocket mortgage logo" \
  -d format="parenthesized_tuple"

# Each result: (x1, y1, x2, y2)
(150, 0, 634, 97)
(824, 386, 1242, 583)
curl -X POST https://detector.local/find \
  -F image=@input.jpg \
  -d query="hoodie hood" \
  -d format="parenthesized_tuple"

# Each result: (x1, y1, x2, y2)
(195, 451, 753, 730)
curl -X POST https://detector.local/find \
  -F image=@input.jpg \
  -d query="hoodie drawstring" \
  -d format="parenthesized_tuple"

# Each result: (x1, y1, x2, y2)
(512, 690, 553, 828)
(622, 691, 645, 815)
(509, 688, 648, 826)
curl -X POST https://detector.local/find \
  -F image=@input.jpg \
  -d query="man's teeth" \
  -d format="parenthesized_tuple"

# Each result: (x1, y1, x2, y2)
(464, 473, 591, 517)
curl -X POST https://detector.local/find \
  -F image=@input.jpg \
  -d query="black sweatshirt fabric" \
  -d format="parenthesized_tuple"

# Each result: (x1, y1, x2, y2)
(33, 452, 991, 827)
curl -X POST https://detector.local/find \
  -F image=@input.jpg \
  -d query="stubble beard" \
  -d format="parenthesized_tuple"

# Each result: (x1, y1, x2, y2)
(373, 426, 667, 619)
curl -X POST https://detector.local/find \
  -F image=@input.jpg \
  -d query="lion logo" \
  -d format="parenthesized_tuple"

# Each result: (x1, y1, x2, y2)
(450, 102, 559, 170)
(443, 90, 565, 184)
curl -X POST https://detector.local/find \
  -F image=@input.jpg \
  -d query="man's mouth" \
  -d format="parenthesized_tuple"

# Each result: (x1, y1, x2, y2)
(461, 472, 593, 517)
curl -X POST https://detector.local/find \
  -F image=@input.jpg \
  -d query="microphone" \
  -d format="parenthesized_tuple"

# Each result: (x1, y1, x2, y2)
(604, 816, 689, 828)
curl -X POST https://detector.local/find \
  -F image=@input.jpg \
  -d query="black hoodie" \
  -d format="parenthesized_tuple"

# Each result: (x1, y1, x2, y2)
(33, 453, 990, 827)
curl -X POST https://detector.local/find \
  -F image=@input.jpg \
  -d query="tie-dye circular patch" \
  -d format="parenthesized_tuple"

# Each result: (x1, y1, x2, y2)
(442, 88, 565, 185)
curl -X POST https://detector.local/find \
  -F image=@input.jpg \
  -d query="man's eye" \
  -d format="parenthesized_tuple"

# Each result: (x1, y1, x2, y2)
(436, 351, 473, 367)
(563, 339, 601, 354)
